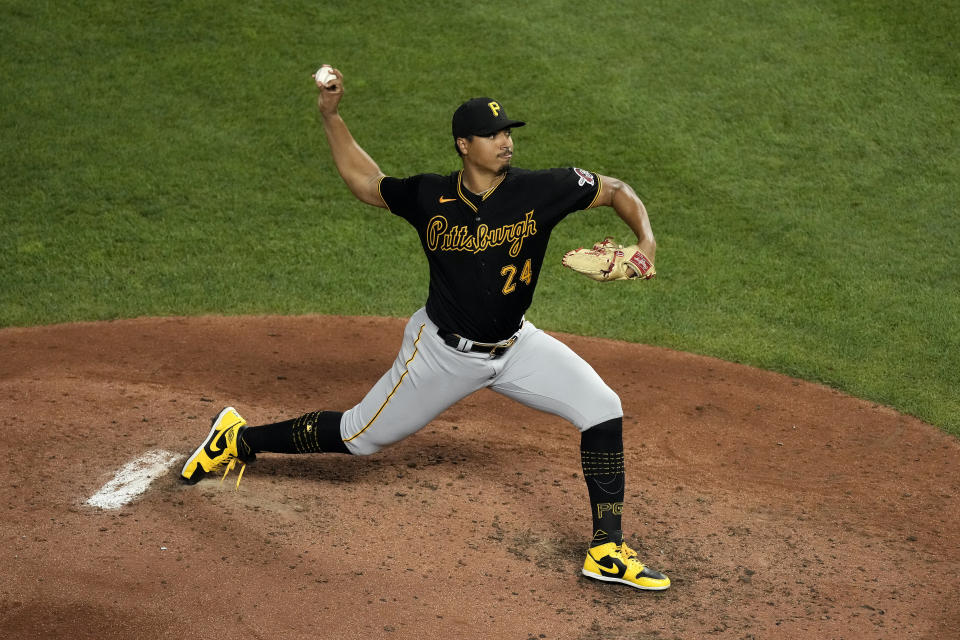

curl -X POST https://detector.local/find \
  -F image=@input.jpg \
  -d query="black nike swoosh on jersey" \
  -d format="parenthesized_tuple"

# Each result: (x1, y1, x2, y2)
(593, 556, 627, 578)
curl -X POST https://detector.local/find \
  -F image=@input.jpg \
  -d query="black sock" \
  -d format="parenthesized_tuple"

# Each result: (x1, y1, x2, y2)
(240, 411, 350, 455)
(581, 417, 625, 546)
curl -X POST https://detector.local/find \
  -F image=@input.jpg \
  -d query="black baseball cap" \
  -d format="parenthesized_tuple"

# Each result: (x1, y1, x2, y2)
(452, 97, 526, 138)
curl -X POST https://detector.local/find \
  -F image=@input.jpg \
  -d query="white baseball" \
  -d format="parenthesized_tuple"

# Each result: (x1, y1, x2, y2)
(314, 66, 337, 87)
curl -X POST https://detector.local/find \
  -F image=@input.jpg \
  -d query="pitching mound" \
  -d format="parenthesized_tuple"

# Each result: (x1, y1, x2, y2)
(1, 315, 957, 639)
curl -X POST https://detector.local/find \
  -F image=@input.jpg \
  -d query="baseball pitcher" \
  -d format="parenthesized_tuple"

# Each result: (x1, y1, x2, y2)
(181, 65, 668, 590)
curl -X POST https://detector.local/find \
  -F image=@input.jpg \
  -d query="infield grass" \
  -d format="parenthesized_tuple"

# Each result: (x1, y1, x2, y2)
(2, 0, 958, 435)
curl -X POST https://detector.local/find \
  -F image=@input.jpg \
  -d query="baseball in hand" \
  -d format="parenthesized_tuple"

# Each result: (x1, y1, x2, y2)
(314, 65, 337, 87)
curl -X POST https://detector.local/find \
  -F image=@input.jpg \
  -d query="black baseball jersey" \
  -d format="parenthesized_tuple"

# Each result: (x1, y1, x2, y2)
(379, 167, 602, 342)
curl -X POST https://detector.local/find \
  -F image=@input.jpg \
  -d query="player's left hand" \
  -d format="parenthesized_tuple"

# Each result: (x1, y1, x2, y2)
(561, 237, 656, 281)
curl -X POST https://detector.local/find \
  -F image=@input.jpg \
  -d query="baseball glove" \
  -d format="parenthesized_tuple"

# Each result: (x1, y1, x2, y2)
(561, 237, 656, 281)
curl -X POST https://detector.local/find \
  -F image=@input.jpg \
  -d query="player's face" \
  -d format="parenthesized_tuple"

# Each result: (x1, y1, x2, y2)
(463, 129, 514, 175)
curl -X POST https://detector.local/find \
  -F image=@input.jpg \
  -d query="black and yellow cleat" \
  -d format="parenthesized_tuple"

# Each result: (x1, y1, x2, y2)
(582, 538, 670, 591)
(180, 407, 253, 487)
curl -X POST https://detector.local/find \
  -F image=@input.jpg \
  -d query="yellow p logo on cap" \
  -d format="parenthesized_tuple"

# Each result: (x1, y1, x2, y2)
(488, 101, 501, 117)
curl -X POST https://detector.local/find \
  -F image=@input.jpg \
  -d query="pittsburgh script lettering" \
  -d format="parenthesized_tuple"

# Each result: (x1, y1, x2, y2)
(427, 211, 537, 258)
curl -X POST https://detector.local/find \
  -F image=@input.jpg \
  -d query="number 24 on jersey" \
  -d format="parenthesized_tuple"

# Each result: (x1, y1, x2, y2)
(500, 259, 533, 295)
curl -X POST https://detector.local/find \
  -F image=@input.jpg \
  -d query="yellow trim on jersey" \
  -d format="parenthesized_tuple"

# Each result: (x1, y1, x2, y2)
(585, 173, 604, 210)
(455, 170, 506, 212)
(343, 323, 425, 444)
(377, 175, 393, 212)
(481, 174, 506, 201)
(455, 171, 478, 213)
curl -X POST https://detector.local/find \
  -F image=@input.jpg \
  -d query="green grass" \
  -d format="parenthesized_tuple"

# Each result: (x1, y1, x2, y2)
(2, 0, 958, 435)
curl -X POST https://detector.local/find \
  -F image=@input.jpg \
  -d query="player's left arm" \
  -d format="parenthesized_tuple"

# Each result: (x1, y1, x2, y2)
(589, 175, 656, 263)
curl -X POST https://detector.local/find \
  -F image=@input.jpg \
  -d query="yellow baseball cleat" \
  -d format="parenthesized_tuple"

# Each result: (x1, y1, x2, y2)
(582, 539, 671, 591)
(180, 407, 252, 487)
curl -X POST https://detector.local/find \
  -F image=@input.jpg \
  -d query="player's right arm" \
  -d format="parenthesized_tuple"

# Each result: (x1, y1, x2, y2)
(315, 67, 388, 209)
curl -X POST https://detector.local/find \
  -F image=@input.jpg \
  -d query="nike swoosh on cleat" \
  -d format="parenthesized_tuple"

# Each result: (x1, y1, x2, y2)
(594, 556, 626, 578)
(203, 427, 231, 460)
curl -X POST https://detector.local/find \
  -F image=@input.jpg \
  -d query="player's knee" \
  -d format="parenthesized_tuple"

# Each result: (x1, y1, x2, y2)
(582, 385, 622, 428)
(604, 386, 623, 415)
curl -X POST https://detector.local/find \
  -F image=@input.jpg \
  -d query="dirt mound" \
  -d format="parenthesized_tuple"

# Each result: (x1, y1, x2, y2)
(1, 315, 957, 639)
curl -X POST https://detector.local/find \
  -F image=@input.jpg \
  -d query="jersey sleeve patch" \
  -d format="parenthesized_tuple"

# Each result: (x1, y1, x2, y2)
(574, 167, 596, 187)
